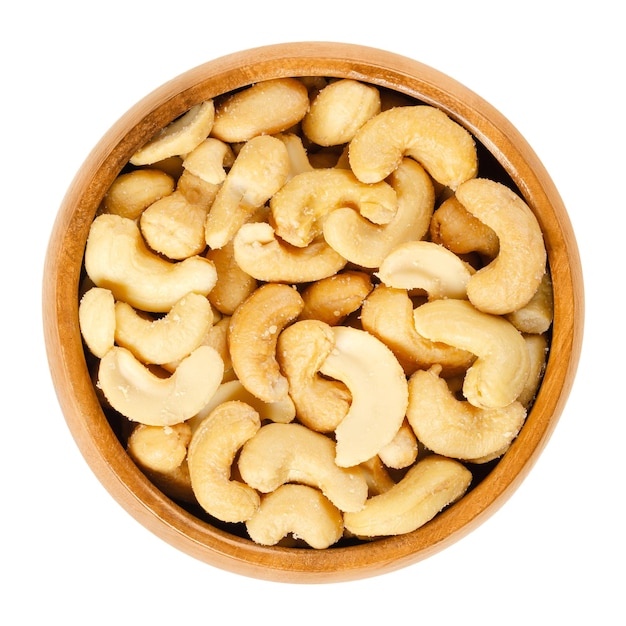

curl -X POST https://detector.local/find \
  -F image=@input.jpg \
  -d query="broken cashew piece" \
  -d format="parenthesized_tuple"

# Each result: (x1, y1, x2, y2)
(275, 132, 314, 178)
(79, 287, 116, 358)
(506, 271, 553, 334)
(181, 137, 235, 185)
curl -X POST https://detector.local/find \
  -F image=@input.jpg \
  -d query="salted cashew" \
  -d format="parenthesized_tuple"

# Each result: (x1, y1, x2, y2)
(518, 333, 549, 408)
(322, 158, 435, 268)
(299, 271, 373, 326)
(176, 170, 220, 208)
(181, 137, 235, 185)
(103, 169, 175, 220)
(302, 78, 381, 146)
(84, 214, 217, 313)
(237, 422, 368, 513)
(276, 320, 351, 433)
(130, 100, 215, 166)
(376, 240, 473, 301)
(319, 326, 409, 467)
(377, 419, 418, 470)
(97, 345, 223, 426)
(360, 285, 475, 377)
(407, 365, 527, 462)
(359, 457, 396, 496)
(228, 283, 304, 402)
(204, 134, 290, 249)
(114, 292, 213, 365)
(455, 178, 547, 315)
(79, 287, 116, 358)
(211, 78, 309, 143)
(275, 132, 314, 178)
(232, 222, 347, 283)
(245, 484, 344, 549)
(187, 401, 261, 523)
(506, 271, 554, 334)
(348, 105, 478, 188)
(343, 455, 472, 537)
(270, 168, 398, 248)
(412, 299, 530, 409)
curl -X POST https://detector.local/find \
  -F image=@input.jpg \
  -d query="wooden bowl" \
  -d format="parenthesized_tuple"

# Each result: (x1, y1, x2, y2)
(43, 42, 584, 583)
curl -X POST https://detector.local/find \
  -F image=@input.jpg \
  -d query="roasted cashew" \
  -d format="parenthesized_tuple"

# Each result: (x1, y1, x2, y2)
(84, 214, 217, 313)
(322, 158, 435, 268)
(518, 333, 549, 408)
(270, 168, 397, 248)
(275, 132, 314, 178)
(319, 326, 409, 467)
(97, 345, 223, 426)
(176, 170, 219, 209)
(245, 484, 344, 549)
(276, 319, 351, 433)
(228, 283, 304, 402)
(343, 455, 472, 537)
(412, 299, 530, 409)
(348, 105, 478, 188)
(237, 422, 368, 513)
(211, 78, 309, 143)
(359, 457, 395, 496)
(79, 287, 116, 358)
(181, 137, 235, 185)
(187, 400, 261, 523)
(506, 271, 553, 334)
(377, 419, 418, 470)
(455, 178, 547, 315)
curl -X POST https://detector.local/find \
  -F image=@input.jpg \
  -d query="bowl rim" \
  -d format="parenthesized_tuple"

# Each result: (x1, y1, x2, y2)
(42, 41, 584, 583)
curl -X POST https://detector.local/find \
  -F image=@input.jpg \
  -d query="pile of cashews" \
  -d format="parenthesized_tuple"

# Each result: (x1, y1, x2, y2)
(79, 76, 553, 549)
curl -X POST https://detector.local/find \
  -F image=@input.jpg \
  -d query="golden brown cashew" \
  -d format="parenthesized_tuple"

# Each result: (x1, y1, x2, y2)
(84, 214, 217, 313)
(181, 137, 235, 185)
(348, 105, 478, 188)
(455, 178, 547, 315)
(412, 299, 530, 409)
(187, 401, 261, 523)
(237, 422, 368, 513)
(79, 287, 116, 358)
(228, 283, 304, 402)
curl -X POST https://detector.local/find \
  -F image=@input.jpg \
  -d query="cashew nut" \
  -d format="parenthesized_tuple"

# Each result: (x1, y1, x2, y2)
(79, 287, 116, 358)
(84, 214, 217, 313)
(506, 271, 553, 335)
(237, 422, 368, 513)
(377, 419, 418, 470)
(275, 132, 314, 178)
(187, 400, 261, 523)
(319, 326, 409, 467)
(181, 137, 235, 185)
(412, 299, 530, 409)
(359, 457, 395, 496)
(455, 178, 547, 315)
(176, 169, 220, 209)
(348, 105, 478, 188)
(518, 333, 549, 408)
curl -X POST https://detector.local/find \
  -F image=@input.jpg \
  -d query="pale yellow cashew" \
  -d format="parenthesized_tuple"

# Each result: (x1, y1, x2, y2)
(377, 419, 418, 470)
(130, 100, 215, 166)
(506, 271, 554, 334)
(275, 132, 314, 178)
(359, 457, 395, 496)
(79, 287, 116, 358)
(348, 105, 478, 188)
(412, 299, 530, 409)
(518, 333, 549, 408)
(204, 134, 290, 249)
(97, 345, 224, 426)
(455, 178, 547, 315)
(84, 214, 217, 313)
(187, 401, 261, 523)
(343, 455, 472, 537)
(237, 422, 368, 513)
(176, 170, 220, 209)
(322, 158, 435, 268)
(228, 283, 304, 402)
(270, 168, 398, 248)
(319, 326, 409, 468)
(181, 137, 235, 185)
(245, 484, 344, 549)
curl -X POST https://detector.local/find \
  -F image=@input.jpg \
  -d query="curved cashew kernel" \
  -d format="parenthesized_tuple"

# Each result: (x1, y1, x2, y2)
(412, 299, 530, 409)
(275, 132, 314, 178)
(376, 240, 473, 301)
(204, 134, 290, 249)
(187, 401, 261, 523)
(103, 169, 175, 220)
(343, 455, 472, 537)
(79, 287, 116, 358)
(348, 105, 478, 188)
(360, 285, 475, 377)
(270, 168, 398, 248)
(114, 292, 213, 365)
(299, 271, 373, 326)
(406, 366, 526, 462)
(84, 214, 217, 313)
(518, 333, 549, 408)
(506, 271, 553, 334)
(319, 326, 409, 467)
(130, 100, 215, 166)
(97, 345, 224, 426)
(228, 283, 304, 402)
(455, 178, 547, 315)
(127, 422, 192, 474)
(237, 422, 368, 513)
(233, 222, 347, 283)
(211, 78, 309, 143)
(276, 320, 351, 433)
(245, 484, 344, 549)
(322, 158, 435, 268)
(181, 137, 235, 185)
(377, 419, 418, 470)
(302, 78, 381, 146)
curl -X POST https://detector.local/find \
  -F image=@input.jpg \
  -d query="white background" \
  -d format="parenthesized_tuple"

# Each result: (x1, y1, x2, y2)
(3, 1, 623, 624)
